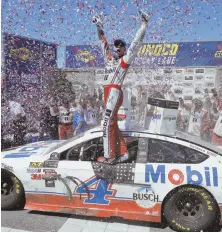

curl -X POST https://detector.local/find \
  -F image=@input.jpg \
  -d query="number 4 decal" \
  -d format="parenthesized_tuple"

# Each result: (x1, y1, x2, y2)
(75, 177, 114, 205)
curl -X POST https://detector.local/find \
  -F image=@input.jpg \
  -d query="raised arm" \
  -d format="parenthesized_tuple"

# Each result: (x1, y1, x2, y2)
(123, 10, 151, 65)
(93, 15, 112, 63)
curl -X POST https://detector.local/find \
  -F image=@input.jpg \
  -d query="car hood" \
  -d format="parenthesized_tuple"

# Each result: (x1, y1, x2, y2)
(1, 140, 63, 160)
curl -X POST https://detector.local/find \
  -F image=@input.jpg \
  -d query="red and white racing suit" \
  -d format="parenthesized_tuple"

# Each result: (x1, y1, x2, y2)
(96, 20, 148, 159)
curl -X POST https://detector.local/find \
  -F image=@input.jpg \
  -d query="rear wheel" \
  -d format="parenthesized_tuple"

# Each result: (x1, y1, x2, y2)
(1, 169, 25, 210)
(163, 186, 219, 232)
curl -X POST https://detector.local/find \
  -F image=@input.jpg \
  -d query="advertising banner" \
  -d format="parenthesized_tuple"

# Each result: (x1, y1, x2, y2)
(66, 41, 222, 68)
(66, 45, 105, 68)
(4, 33, 57, 93)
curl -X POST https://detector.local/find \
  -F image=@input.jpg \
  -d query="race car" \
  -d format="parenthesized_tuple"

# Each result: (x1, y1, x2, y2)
(1, 126, 222, 232)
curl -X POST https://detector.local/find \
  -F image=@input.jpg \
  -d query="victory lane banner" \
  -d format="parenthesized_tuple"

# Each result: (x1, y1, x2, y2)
(65, 41, 222, 68)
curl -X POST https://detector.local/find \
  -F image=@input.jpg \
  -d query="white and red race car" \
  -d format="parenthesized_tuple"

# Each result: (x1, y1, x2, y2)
(1, 126, 222, 232)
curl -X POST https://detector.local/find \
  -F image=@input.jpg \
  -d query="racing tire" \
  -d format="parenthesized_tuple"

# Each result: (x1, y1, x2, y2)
(163, 185, 219, 232)
(1, 169, 25, 210)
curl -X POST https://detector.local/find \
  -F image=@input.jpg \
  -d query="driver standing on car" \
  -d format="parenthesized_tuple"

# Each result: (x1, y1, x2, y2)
(93, 10, 151, 163)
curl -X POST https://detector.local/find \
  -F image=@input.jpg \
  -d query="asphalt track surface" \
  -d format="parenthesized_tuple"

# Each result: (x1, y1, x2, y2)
(1, 209, 174, 232)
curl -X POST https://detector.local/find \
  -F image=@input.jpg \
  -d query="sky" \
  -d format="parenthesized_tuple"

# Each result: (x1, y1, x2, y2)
(2, 0, 222, 46)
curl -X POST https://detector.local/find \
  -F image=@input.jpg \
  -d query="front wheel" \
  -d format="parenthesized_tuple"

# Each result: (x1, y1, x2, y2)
(163, 186, 219, 232)
(1, 169, 25, 210)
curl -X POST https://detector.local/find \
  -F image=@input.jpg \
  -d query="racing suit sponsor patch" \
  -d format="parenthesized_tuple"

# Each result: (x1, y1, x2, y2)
(103, 109, 112, 138)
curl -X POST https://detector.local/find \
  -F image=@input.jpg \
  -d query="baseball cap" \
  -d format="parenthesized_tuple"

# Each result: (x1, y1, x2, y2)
(114, 39, 126, 47)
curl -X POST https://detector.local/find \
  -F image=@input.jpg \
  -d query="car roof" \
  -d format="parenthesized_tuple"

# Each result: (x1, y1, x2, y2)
(87, 125, 222, 154)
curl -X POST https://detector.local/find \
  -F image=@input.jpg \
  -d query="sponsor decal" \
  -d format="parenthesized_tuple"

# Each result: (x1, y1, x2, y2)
(31, 174, 42, 180)
(45, 180, 55, 187)
(29, 162, 43, 168)
(163, 115, 176, 121)
(103, 109, 112, 137)
(43, 160, 59, 168)
(1, 163, 13, 171)
(42, 174, 57, 180)
(50, 153, 60, 160)
(43, 169, 57, 174)
(27, 168, 41, 173)
(215, 45, 222, 58)
(133, 186, 159, 208)
(145, 165, 218, 187)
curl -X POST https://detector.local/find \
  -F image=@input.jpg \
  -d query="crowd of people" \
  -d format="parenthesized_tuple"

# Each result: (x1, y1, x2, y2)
(131, 84, 222, 146)
(1, 83, 222, 150)
(176, 87, 222, 146)
(135, 84, 222, 146)
(1, 91, 104, 150)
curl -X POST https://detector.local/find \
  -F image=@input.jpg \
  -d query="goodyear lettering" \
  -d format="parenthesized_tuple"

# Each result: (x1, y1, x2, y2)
(103, 109, 112, 137)
(137, 43, 179, 56)
(145, 165, 218, 187)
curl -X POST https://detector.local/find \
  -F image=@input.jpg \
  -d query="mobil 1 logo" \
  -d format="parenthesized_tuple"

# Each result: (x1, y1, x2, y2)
(103, 109, 112, 138)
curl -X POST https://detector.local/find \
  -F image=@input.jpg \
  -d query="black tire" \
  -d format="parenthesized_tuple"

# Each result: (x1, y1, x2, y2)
(1, 169, 25, 210)
(163, 186, 219, 232)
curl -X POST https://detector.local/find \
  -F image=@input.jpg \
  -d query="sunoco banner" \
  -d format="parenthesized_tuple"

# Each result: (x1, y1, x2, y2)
(4, 33, 57, 93)
(66, 41, 222, 68)
(66, 45, 105, 68)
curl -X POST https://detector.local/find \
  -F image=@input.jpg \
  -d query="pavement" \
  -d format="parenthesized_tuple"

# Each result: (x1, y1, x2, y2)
(1, 209, 173, 232)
